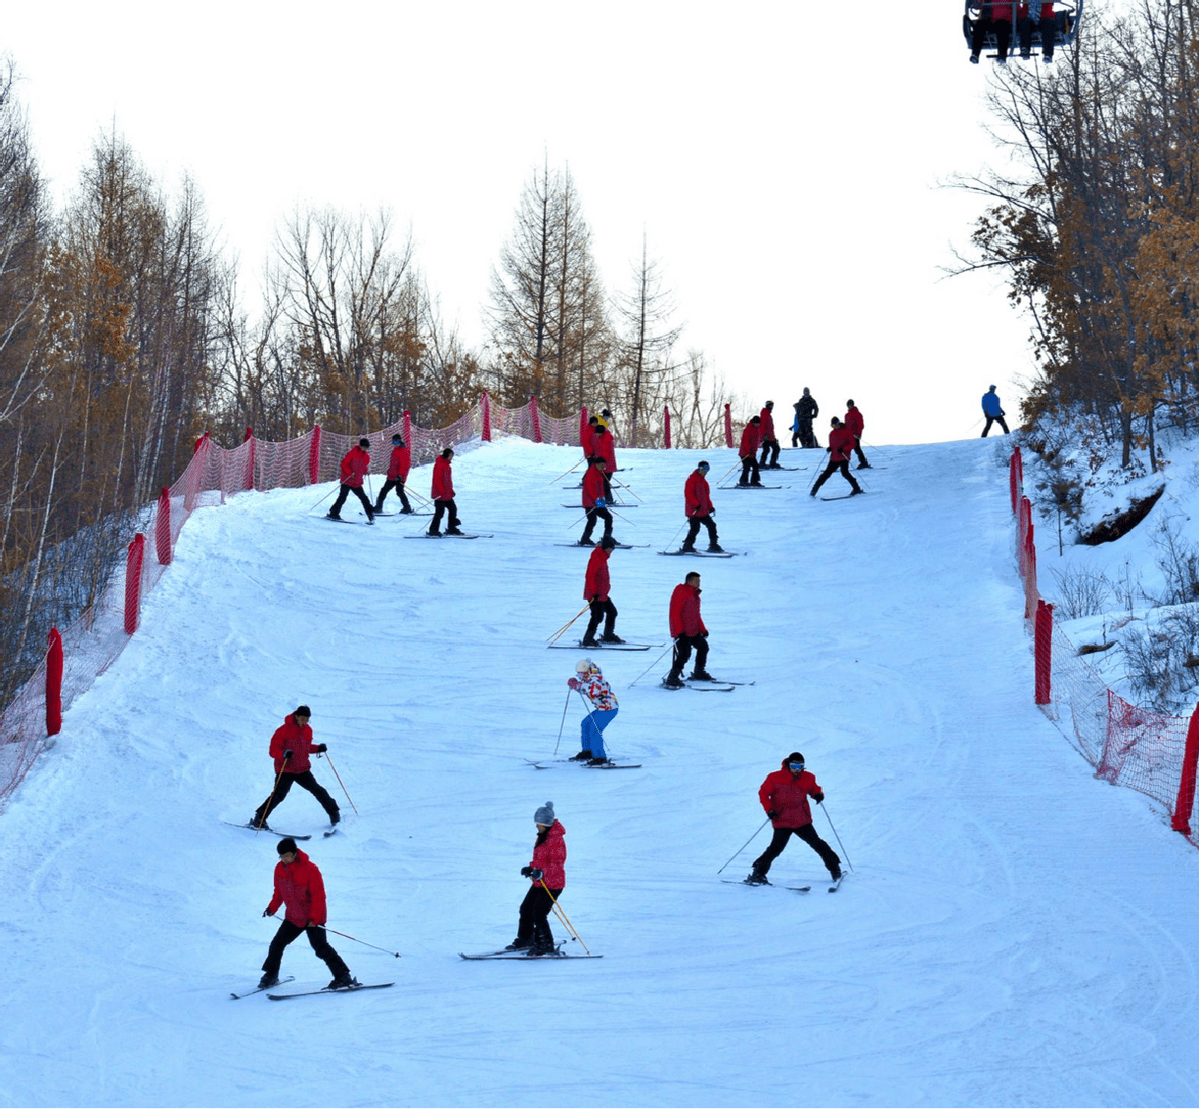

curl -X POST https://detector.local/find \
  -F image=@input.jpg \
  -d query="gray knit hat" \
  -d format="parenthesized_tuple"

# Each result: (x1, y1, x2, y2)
(534, 801, 555, 827)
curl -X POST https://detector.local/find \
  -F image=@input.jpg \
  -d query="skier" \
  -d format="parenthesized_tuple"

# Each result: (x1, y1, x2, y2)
(579, 456, 614, 547)
(252, 706, 340, 831)
(969, 0, 1013, 64)
(428, 447, 463, 536)
(592, 423, 618, 502)
(844, 400, 870, 469)
(809, 418, 864, 498)
(567, 658, 618, 764)
(981, 385, 1010, 436)
(681, 461, 722, 553)
(757, 401, 781, 469)
(506, 802, 567, 955)
(1018, 2, 1056, 62)
(373, 433, 413, 514)
(581, 536, 622, 646)
(258, 837, 357, 989)
(665, 571, 712, 688)
(580, 414, 598, 462)
(794, 388, 819, 448)
(327, 438, 374, 523)
(737, 415, 763, 486)
(746, 752, 841, 885)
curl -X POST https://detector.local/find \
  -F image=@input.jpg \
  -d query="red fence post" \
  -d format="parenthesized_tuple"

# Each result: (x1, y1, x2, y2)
(663, 406, 671, 449)
(402, 411, 412, 445)
(1034, 599, 1053, 704)
(1009, 448, 1023, 515)
(244, 427, 255, 491)
(309, 427, 321, 485)
(155, 487, 172, 566)
(724, 404, 732, 448)
(482, 392, 492, 442)
(1171, 705, 1199, 837)
(530, 395, 543, 443)
(125, 534, 145, 635)
(45, 627, 63, 737)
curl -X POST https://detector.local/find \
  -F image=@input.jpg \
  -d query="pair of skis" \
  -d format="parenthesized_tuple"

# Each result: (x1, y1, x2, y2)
(723, 874, 846, 893)
(222, 821, 339, 840)
(524, 757, 641, 770)
(230, 978, 394, 1001)
(460, 944, 601, 961)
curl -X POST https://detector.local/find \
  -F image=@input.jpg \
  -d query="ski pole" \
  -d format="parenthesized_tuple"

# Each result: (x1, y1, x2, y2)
(576, 690, 613, 760)
(323, 925, 402, 957)
(548, 604, 590, 644)
(611, 477, 642, 502)
(716, 458, 740, 486)
(819, 802, 852, 870)
(629, 642, 673, 687)
(716, 817, 770, 874)
(808, 456, 828, 496)
(553, 687, 572, 756)
(256, 754, 291, 831)
(322, 752, 359, 815)
(538, 879, 590, 955)
(549, 458, 585, 485)
(308, 487, 336, 513)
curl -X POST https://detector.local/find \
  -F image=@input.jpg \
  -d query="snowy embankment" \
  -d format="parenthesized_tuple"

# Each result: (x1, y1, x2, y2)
(0, 437, 1194, 1109)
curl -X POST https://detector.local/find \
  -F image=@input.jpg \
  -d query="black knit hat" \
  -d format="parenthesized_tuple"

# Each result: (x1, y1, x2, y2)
(786, 752, 805, 767)
(294, 705, 311, 719)
(277, 837, 299, 855)
(359, 437, 370, 448)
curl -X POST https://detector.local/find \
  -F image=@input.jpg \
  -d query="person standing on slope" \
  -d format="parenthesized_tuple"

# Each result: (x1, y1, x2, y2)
(328, 438, 375, 523)
(981, 385, 1010, 436)
(592, 423, 618, 503)
(258, 837, 358, 989)
(665, 571, 713, 688)
(844, 400, 870, 469)
(428, 447, 463, 536)
(738, 415, 763, 487)
(810, 418, 864, 498)
(581, 535, 622, 646)
(373, 433, 413, 514)
(795, 388, 819, 448)
(757, 401, 781, 469)
(252, 705, 340, 831)
(506, 802, 567, 955)
(567, 658, 619, 764)
(746, 752, 841, 885)
(680, 461, 722, 553)
(579, 456, 615, 547)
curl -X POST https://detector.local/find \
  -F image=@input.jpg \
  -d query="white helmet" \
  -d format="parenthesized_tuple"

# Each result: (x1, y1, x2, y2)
(576, 658, 595, 674)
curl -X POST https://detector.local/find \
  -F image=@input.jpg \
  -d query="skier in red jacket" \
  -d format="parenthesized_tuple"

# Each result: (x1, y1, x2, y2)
(738, 415, 762, 487)
(327, 438, 375, 523)
(592, 424, 617, 502)
(581, 537, 622, 646)
(258, 838, 357, 989)
(746, 752, 841, 885)
(810, 418, 864, 498)
(844, 400, 869, 469)
(664, 572, 712, 688)
(507, 802, 567, 955)
(579, 457, 614, 547)
(373, 433, 413, 514)
(252, 706, 340, 831)
(680, 461, 722, 553)
(969, 0, 1013, 63)
(428, 447, 463, 536)
(757, 401, 781, 469)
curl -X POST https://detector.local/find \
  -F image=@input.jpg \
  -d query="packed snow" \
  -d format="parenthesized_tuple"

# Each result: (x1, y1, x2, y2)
(0, 436, 1195, 1109)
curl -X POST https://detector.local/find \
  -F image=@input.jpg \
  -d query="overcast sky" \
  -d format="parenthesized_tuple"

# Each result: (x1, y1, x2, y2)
(5, 1, 1044, 446)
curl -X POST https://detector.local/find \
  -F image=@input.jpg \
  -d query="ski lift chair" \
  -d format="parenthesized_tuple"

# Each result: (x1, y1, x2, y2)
(962, 1, 1082, 61)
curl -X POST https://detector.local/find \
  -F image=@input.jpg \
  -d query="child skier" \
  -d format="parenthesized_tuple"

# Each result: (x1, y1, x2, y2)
(567, 658, 618, 765)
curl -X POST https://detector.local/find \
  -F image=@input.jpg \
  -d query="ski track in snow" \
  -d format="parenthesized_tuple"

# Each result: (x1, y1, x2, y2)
(0, 438, 1194, 1108)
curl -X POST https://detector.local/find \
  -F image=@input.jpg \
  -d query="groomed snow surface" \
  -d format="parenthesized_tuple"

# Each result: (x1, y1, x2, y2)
(0, 437, 1195, 1109)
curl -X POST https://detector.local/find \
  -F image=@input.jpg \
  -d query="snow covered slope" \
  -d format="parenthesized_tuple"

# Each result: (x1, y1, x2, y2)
(0, 437, 1194, 1109)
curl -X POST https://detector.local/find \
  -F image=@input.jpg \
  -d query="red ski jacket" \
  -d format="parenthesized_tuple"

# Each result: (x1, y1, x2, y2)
(829, 425, 856, 463)
(584, 545, 611, 601)
(269, 713, 318, 774)
(739, 422, 761, 458)
(387, 444, 411, 482)
(759, 407, 776, 440)
(669, 582, 707, 638)
(431, 456, 455, 500)
(267, 849, 328, 926)
(758, 760, 824, 829)
(339, 446, 370, 488)
(582, 465, 607, 509)
(684, 470, 713, 518)
(845, 406, 864, 438)
(580, 423, 596, 458)
(529, 820, 567, 889)
(593, 429, 617, 473)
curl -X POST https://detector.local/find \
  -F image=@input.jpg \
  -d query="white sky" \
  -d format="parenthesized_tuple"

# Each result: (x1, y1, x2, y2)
(5, 0, 1039, 445)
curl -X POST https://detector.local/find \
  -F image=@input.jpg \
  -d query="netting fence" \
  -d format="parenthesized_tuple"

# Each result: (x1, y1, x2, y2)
(1008, 446, 1198, 846)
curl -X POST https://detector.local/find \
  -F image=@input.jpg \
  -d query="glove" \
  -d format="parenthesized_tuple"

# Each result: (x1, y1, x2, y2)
(262, 908, 272, 917)
(314, 743, 328, 753)
(767, 810, 779, 820)
(520, 866, 532, 877)
(813, 792, 825, 804)
(595, 498, 606, 507)
(701, 631, 708, 638)
(529, 868, 544, 881)
(283, 749, 293, 760)
(567, 678, 581, 690)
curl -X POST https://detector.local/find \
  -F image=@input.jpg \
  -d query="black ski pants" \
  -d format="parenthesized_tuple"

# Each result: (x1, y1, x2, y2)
(670, 633, 709, 679)
(331, 484, 373, 519)
(683, 514, 718, 549)
(800, 419, 817, 448)
(852, 436, 869, 468)
(581, 507, 613, 544)
(811, 458, 861, 495)
(515, 885, 563, 949)
(584, 599, 617, 642)
(255, 770, 339, 825)
(738, 455, 761, 485)
(374, 477, 412, 512)
(759, 437, 781, 467)
(263, 920, 350, 979)
(981, 415, 1010, 437)
(429, 498, 460, 534)
(753, 823, 840, 879)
